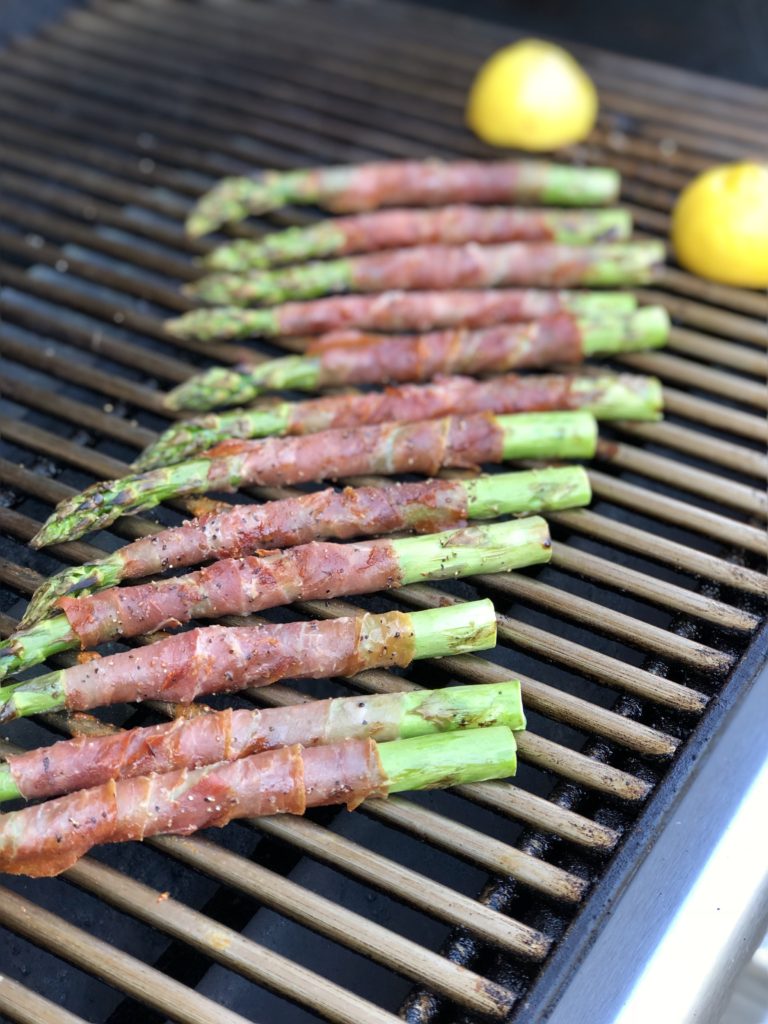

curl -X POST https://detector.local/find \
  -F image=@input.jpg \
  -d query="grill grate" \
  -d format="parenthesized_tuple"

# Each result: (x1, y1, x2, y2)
(0, 1, 766, 1022)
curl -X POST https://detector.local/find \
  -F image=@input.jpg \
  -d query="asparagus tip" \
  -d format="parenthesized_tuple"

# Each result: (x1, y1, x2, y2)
(164, 314, 192, 337)
(20, 565, 107, 629)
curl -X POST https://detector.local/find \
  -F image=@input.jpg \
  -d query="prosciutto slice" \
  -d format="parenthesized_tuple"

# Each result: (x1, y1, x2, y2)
(119, 479, 467, 579)
(270, 289, 612, 336)
(308, 317, 583, 383)
(0, 739, 386, 877)
(56, 611, 414, 711)
(59, 540, 399, 648)
(201, 412, 505, 490)
(5, 693, 417, 801)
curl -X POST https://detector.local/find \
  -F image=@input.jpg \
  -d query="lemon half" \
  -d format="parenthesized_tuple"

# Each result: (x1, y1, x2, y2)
(467, 39, 598, 151)
(671, 162, 768, 288)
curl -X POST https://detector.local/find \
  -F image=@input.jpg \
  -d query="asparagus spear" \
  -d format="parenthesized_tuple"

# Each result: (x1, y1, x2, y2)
(0, 681, 524, 803)
(164, 289, 636, 343)
(30, 410, 597, 547)
(186, 159, 620, 236)
(4, 597, 500, 716)
(2, 518, 546, 677)
(143, 372, 661, 468)
(203, 206, 633, 271)
(164, 307, 669, 412)
(23, 467, 589, 627)
(186, 241, 664, 307)
(0, 726, 519, 877)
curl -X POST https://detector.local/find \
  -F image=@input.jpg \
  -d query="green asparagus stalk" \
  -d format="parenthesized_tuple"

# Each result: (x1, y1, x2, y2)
(1, 518, 550, 682)
(186, 160, 620, 237)
(0, 727, 520, 878)
(166, 356, 324, 410)
(22, 467, 590, 627)
(29, 411, 596, 548)
(185, 241, 663, 307)
(203, 208, 633, 271)
(164, 291, 636, 343)
(0, 681, 525, 804)
(140, 372, 661, 469)
(377, 726, 519, 792)
(163, 307, 669, 413)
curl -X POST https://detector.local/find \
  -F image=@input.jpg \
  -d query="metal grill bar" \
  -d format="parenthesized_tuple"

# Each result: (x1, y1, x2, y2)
(0, 2, 765, 1021)
(0, 886, 255, 1024)
(0, 975, 88, 1024)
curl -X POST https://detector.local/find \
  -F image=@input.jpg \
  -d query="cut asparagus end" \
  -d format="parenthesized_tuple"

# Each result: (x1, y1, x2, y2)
(463, 466, 591, 519)
(581, 306, 670, 356)
(539, 165, 620, 206)
(164, 307, 280, 342)
(580, 241, 666, 286)
(379, 725, 518, 793)
(0, 671, 67, 724)
(547, 208, 632, 244)
(0, 615, 75, 683)
(571, 374, 664, 421)
(134, 403, 295, 470)
(31, 458, 214, 548)
(410, 599, 497, 660)
(20, 556, 124, 629)
(396, 516, 551, 586)
(0, 764, 20, 803)
(186, 177, 272, 237)
(397, 681, 525, 738)
(561, 291, 636, 316)
(497, 411, 598, 460)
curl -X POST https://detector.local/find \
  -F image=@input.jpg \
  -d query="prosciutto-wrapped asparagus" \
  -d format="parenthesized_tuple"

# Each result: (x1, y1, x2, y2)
(187, 241, 664, 307)
(203, 206, 632, 271)
(23, 467, 589, 627)
(0, 600, 498, 720)
(0, 726, 519, 877)
(0, 682, 524, 803)
(186, 158, 620, 236)
(165, 289, 635, 342)
(30, 411, 597, 547)
(165, 307, 669, 412)
(146, 371, 662, 466)
(2, 518, 545, 677)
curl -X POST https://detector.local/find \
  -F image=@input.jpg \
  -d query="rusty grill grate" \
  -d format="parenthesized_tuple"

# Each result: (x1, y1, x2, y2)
(0, 1, 766, 1022)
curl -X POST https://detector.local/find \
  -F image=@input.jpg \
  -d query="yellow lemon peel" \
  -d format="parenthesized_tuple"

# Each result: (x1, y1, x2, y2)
(671, 162, 768, 289)
(467, 39, 598, 152)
